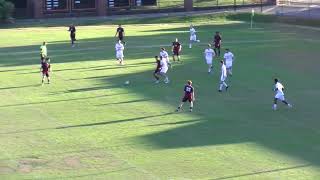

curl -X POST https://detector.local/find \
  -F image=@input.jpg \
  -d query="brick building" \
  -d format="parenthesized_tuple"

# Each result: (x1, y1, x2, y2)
(8, 0, 193, 18)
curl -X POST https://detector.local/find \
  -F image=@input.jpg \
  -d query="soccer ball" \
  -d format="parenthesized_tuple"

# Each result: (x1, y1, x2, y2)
(124, 80, 130, 85)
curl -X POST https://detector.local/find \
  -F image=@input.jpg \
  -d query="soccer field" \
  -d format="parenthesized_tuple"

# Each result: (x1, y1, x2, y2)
(1, 15, 320, 179)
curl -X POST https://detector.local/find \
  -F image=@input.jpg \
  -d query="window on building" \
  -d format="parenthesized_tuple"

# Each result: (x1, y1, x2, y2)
(45, 0, 68, 11)
(73, 0, 96, 9)
(7, 0, 27, 8)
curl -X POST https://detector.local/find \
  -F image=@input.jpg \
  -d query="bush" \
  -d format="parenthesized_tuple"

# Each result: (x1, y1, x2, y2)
(0, 0, 14, 21)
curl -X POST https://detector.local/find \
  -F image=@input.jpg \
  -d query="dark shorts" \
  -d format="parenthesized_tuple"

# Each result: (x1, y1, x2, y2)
(70, 33, 76, 41)
(182, 94, 192, 102)
(154, 69, 160, 74)
(42, 71, 49, 77)
(118, 35, 124, 41)
(173, 51, 180, 56)
(215, 44, 221, 48)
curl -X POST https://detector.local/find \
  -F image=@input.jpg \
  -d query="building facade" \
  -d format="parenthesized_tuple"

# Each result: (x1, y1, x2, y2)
(9, 0, 192, 18)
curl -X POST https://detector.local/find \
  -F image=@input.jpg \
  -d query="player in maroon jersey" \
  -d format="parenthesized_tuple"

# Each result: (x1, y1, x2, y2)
(68, 24, 76, 47)
(172, 38, 182, 62)
(176, 80, 195, 112)
(153, 56, 161, 83)
(40, 58, 51, 85)
(213, 31, 222, 57)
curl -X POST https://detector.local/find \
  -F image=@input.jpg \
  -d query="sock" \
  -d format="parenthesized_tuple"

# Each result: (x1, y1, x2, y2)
(273, 104, 277, 109)
(223, 82, 228, 87)
(189, 44, 192, 48)
(219, 84, 223, 90)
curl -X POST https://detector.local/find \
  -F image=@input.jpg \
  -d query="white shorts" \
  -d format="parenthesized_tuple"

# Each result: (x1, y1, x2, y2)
(275, 93, 285, 101)
(220, 75, 227, 82)
(190, 35, 197, 41)
(206, 58, 212, 65)
(226, 62, 232, 69)
(116, 51, 124, 59)
(160, 67, 168, 74)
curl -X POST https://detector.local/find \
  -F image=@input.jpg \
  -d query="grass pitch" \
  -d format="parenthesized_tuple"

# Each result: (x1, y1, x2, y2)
(1, 15, 320, 179)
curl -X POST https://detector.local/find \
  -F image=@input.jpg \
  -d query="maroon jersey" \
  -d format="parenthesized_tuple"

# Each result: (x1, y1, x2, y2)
(182, 84, 194, 102)
(41, 62, 50, 73)
(184, 84, 194, 95)
(214, 35, 222, 45)
(172, 42, 181, 52)
(155, 59, 161, 73)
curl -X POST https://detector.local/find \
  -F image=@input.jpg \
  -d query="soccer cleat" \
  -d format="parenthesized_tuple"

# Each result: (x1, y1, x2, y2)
(218, 90, 222, 92)
(189, 108, 193, 112)
(226, 86, 229, 91)
(197, 40, 200, 42)
(288, 104, 293, 108)
(155, 80, 160, 84)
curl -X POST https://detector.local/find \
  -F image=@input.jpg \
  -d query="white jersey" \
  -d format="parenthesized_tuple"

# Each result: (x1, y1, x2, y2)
(274, 82, 284, 95)
(160, 51, 169, 61)
(224, 52, 234, 68)
(115, 43, 124, 52)
(205, 48, 215, 59)
(190, 28, 196, 36)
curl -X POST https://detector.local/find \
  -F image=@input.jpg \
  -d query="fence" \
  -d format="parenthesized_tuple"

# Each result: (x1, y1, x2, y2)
(106, 0, 272, 14)
(277, 0, 320, 18)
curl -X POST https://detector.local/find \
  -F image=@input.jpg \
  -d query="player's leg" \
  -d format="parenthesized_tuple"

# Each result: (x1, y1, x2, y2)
(217, 46, 221, 57)
(280, 96, 292, 108)
(46, 73, 50, 84)
(273, 98, 278, 110)
(189, 39, 192, 48)
(154, 72, 160, 83)
(177, 55, 181, 62)
(189, 100, 193, 112)
(172, 54, 176, 62)
(176, 98, 186, 111)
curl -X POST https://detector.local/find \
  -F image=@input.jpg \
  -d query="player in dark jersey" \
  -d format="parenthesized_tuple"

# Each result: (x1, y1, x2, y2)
(172, 38, 182, 62)
(153, 56, 161, 83)
(68, 24, 76, 47)
(40, 58, 51, 85)
(176, 80, 195, 112)
(115, 25, 125, 44)
(213, 31, 222, 57)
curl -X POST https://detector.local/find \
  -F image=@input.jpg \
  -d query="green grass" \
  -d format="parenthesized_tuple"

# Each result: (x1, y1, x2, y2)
(1, 15, 320, 179)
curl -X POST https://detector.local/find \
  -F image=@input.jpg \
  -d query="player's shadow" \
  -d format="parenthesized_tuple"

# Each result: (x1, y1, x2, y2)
(55, 112, 174, 129)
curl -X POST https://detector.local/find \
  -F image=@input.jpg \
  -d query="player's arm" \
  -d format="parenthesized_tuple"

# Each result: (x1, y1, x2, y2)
(171, 44, 174, 52)
(179, 45, 182, 52)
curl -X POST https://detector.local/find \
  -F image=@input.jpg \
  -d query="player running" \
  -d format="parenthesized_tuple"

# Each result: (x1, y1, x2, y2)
(40, 58, 51, 85)
(213, 31, 222, 57)
(218, 60, 229, 92)
(176, 80, 195, 112)
(223, 48, 234, 76)
(115, 40, 125, 65)
(40, 42, 47, 61)
(189, 25, 200, 48)
(272, 78, 292, 110)
(172, 38, 182, 62)
(204, 44, 215, 74)
(159, 48, 171, 83)
(68, 24, 76, 47)
(115, 24, 125, 44)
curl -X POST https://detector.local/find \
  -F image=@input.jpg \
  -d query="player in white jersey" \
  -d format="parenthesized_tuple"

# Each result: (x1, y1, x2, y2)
(115, 40, 125, 65)
(273, 78, 292, 110)
(159, 48, 171, 83)
(218, 60, 229, 92)
(189, 25, 200, 48)
(203, 44, 215, 74)
(224, 49, 234, 76)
